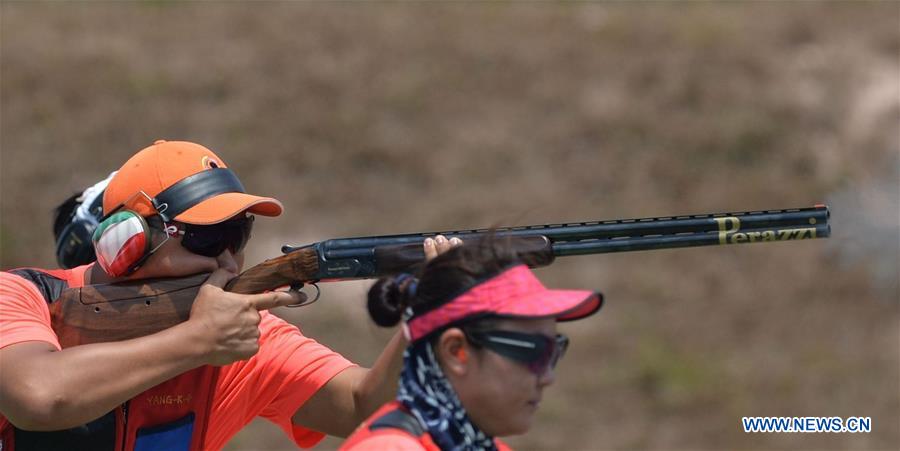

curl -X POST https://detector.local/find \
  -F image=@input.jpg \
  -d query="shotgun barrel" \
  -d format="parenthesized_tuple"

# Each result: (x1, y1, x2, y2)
(280, 205, 830, 281)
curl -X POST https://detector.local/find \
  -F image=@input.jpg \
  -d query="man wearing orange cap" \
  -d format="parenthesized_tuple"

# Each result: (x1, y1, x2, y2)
(0, 140, 456, 450)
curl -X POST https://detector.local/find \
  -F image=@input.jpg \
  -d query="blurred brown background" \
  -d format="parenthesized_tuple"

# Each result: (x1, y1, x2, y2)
(1, 2, 898, 450)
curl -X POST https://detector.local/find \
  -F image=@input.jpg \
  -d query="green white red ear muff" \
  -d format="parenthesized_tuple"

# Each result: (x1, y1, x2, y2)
(92, 210, 152, 277)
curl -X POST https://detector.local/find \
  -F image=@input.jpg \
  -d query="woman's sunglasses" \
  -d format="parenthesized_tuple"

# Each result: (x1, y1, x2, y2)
(463, 328, 569, 377)
(179, 215, 254, 257)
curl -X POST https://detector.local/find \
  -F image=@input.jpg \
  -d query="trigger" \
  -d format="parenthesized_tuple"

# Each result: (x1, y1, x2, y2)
(286, 282, 320, 308)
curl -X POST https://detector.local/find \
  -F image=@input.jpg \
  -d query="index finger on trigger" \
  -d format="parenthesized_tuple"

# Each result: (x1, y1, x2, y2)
(247, 290, 306, 311)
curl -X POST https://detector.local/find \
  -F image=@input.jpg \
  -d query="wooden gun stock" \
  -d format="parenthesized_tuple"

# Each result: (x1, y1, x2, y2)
(51, 247, 322, 348)
(51, 274, 207, 348)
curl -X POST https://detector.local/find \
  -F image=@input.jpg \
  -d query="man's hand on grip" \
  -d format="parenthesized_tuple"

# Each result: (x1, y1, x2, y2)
(188, 252, 304, 366)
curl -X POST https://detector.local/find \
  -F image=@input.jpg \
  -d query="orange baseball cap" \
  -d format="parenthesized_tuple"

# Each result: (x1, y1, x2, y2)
(103, 140, 283, 225)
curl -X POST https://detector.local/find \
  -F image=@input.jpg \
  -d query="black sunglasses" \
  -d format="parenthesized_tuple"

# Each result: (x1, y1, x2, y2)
(180, 215, 254, 257)
(463, 329, 569, 376)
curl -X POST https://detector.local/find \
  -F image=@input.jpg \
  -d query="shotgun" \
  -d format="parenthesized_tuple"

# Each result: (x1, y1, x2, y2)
(50, 205, 830, 347)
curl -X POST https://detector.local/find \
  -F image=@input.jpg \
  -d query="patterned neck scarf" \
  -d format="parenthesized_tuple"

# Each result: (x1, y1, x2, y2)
(397, 340, 498, 451)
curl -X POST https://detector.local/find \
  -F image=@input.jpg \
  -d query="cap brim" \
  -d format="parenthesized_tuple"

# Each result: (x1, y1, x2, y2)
(174, 192, 284, 225)
(494, 288, 603, 322)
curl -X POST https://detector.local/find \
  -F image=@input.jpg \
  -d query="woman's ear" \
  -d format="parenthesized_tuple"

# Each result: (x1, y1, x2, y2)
(436, 328, 470, 377)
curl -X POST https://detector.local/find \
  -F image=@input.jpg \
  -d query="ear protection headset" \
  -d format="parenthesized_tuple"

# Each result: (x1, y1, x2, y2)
(55, 172, 116, 269)
(92, 168, 247, 277)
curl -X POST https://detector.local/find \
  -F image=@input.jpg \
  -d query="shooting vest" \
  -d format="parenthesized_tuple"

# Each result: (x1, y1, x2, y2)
(0, 268, 219, 451)
(340, 401, 513, 451)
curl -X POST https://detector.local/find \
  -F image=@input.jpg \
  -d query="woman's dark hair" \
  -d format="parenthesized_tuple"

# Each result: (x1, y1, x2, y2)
(367, 235, 550, 328)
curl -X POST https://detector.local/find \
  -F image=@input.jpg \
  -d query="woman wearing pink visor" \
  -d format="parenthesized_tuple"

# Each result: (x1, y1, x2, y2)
(341, 240, 602, 451)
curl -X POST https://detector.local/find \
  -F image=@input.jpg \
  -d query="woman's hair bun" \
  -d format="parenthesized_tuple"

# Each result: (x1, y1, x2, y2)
(367, 274, 417, 327)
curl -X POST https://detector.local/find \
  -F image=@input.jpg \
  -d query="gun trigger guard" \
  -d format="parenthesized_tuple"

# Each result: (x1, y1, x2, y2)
(286, 282, 320, 308)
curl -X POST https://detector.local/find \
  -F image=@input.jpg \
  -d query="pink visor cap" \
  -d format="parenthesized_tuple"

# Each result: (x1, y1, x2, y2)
(405, 264, 603, 342)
